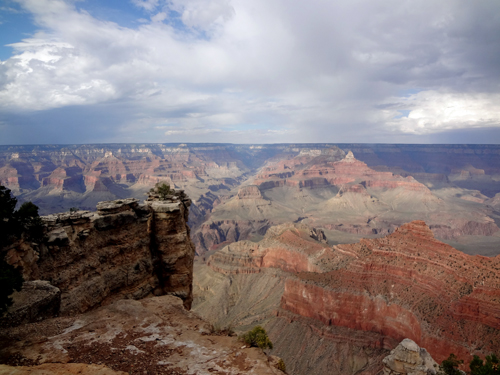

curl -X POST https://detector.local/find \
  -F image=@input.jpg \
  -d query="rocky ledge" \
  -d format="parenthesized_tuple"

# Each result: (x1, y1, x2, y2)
(0, 295, 285, 375)
(3, 190, 195, 317)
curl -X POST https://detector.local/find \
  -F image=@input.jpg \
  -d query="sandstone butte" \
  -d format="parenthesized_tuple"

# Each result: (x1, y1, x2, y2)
(253, 150, 432, 193)
(204, 221, 500, 369)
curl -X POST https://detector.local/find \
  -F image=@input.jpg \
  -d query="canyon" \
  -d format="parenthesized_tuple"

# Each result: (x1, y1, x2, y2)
(1, 143, 500, 374)
(193, 221, 500, 374)
(2, 143, 499, 257)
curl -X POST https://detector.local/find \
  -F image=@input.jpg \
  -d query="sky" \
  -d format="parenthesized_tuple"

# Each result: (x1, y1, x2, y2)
(1, 0, 500, 144)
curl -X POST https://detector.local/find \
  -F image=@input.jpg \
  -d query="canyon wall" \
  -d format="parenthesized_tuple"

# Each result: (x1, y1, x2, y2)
(193, 221, 500, 374)
(3, 191, 195, 315)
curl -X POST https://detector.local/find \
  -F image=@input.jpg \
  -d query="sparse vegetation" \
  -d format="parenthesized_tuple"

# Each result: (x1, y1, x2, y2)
(470, 354, 500, 375)
(0, 186, 44, 314)
(437, 353, 463, 375)
(276, 358, 286, 373)
(437, 353, 500, 375)
(240, 325, 273, 350)
(69, 207, 79, 212)
(208, 323, 235, 336)
(149, 182, 174, 200)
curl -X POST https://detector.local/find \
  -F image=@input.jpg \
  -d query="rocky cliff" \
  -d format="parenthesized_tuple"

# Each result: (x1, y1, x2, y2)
(193, 221, 500, 374)
(3, 190, 195, 315)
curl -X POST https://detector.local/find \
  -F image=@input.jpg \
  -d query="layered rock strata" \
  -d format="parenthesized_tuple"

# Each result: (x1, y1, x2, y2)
(195, 221, 500, 374)
(3, 191, 195, 315)
(280, 221, 500, 362)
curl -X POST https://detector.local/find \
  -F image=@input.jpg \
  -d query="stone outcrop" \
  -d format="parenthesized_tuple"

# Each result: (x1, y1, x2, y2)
(0, 281, 61, 328)
(382, 339, 438, 375)
(0, 295, 285, 375)
(237, 185, 264, 199)
(208, 223, 330, 274)
(3, 191, 195, 315)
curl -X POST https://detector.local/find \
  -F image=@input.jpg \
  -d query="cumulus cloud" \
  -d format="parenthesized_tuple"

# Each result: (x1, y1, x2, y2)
(0, 0, 499, 143)
(381, 91, 500, 134)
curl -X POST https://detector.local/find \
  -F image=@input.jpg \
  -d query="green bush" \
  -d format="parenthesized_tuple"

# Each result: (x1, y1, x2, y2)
(240, 326, 273, 350)
(0, 186, 35, 314)
(150, 183, 173, 200)
(438, 353, 463, 375)
(276, 358, 286, 373)
(470, 354, 500, 375)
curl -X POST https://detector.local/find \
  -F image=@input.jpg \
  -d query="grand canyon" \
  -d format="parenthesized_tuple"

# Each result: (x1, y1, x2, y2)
(1, 143, 500, 375)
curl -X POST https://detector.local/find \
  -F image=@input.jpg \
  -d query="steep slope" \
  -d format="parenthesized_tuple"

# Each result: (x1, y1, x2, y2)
(193, 221, 500, 374)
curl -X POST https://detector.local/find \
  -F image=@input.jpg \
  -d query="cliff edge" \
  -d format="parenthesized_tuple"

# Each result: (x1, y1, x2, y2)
(2, 190, 195, 320)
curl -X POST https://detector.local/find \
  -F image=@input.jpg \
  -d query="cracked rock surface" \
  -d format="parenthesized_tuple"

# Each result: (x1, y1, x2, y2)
(0, 295, 284, 375)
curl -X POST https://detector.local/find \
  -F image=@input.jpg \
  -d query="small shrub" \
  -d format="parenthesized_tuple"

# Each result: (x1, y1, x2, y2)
(150, 183, 173, 200)
(438, 353, 463, 375)
(209, 323, 235, 336)
(240, 325, 273, 350)
(69, 207, 79, 212)
(470, 354, 500, 375)
(276, 358, 286, 373)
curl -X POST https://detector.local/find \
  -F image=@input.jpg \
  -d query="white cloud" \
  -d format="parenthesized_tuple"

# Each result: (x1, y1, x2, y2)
(131, 0, 159, 12)
(382, 91, 500, 134)
(169, 0, 235, 30)
(1, 0, 500, 143)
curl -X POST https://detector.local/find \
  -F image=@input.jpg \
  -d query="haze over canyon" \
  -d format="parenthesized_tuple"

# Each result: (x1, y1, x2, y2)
(1, 142, 500, 375)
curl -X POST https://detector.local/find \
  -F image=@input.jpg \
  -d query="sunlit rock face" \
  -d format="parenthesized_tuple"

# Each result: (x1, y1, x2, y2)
(382, 338, 439, 375)
(4, 191, 195, 314)
(193, 221, 500, 374)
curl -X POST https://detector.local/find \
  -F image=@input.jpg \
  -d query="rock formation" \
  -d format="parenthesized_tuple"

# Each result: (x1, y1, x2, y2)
(193, 221, 500, 374)
(382, 339, 438, 375)
(0, 281, 61, 328)
(3, 190, 195, 315)
(2, 143, 500, 256)
(0, 295, 285, 375)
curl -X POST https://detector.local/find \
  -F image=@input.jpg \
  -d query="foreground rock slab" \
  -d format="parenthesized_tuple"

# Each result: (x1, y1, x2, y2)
(0, 363, 126, 375)
(0, 295, 284, 375)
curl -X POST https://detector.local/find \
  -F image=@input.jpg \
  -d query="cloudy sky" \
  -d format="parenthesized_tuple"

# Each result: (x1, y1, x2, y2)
(1, 0, 500, 144)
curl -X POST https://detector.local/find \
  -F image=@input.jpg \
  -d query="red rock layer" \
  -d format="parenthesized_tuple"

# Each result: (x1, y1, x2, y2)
(280, 221, 500, 362)
(207, 221, 500, 364)
(254, 150, 432, 194)
(207, 224, 331, 274)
